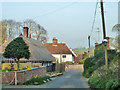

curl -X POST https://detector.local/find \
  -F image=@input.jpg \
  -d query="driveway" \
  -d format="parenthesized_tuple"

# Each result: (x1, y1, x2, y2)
(3, 70, 90, 89)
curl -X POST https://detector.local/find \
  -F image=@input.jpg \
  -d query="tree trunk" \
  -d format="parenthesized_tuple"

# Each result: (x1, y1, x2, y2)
(17, 59, 20, 71)
(15, 59, 20, 71)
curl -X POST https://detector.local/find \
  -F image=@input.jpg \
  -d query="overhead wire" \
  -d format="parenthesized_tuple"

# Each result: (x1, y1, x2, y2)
(90, 0, 99, 36)
(30, 1, 79, 20)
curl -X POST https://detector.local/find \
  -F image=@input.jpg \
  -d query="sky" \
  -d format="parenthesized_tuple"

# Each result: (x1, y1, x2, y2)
(1, 1, 118, 49)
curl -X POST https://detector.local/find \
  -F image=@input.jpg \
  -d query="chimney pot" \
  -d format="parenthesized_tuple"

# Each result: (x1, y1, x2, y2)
(77, 51, 79, 57)
(23, 27, 28, 38)
(53, 37, 57, 45)
(29, 34, 31, 38)
(95, 43, 98, 47)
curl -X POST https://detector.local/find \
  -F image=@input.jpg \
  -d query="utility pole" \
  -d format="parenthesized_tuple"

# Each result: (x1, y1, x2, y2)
(100, 0, 108, 69)
(100, 0, 106, 39)
(88, 36, 90, 57)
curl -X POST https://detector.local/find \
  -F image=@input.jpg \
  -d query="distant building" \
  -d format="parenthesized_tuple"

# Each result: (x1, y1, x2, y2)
(74, 51, 82, 63)
(44, 37, 77, 63)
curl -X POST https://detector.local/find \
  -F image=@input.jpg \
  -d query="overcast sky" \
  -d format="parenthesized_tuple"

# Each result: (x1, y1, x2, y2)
(1, 1, 118, 48)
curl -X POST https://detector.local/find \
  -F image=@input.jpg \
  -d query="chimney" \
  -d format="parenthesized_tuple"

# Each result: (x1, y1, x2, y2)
(53, 37, 57, 45)
(95, 42, 98, 47)
(23, 27, 28, 38)
(29, 34, 31, 38)
(106, 37, 110, 49)
(77, 51, 79, 57)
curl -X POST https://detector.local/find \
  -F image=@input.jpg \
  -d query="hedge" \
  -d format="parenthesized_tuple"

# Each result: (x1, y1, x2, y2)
(83, 48, 116, 78)
(88, 61, 120, 89)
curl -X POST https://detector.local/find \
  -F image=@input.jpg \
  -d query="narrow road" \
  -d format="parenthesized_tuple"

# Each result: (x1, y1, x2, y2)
(3, 70, 90, 88)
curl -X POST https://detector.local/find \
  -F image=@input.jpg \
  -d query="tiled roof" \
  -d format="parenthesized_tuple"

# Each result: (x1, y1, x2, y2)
(44, 43, 73, 54)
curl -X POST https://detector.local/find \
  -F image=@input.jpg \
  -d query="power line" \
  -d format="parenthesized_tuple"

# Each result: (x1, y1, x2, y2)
(90, 0, 99, 36)
(91, 35, 97, 42)
(30, 1, 79, 20)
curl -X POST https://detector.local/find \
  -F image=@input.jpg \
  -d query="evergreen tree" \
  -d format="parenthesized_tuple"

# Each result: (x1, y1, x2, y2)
(3, 37, 30, 70)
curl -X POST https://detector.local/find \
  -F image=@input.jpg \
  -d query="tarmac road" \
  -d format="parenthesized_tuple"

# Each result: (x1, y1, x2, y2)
(3, 70, 90, 89)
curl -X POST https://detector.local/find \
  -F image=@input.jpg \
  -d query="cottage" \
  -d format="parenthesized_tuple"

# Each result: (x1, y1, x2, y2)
(44, 37, 77, 63)
(1, 27, 56, 70)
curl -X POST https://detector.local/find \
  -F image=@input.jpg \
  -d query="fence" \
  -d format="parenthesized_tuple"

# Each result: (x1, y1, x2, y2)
(47, 63, 65, 73)
(1, 66, 46, 85)
(56, 63, 65, 73)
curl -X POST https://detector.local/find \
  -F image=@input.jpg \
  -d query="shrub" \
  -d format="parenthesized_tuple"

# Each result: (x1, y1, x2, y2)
(106, 79, 120, 89)
(79, 58, 86, 64)
(64, 61, 73, 64)
(88, 74, 107, 88)
(88, 61, 120, 89)
(83, 57, 95, 77)
(23, 76, 51, 85)
(83, 48, 116, 78)
(88, 66, 97, 75)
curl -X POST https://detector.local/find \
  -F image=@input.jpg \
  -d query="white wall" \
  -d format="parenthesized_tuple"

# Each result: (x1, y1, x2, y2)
(52, 54, 74, 63)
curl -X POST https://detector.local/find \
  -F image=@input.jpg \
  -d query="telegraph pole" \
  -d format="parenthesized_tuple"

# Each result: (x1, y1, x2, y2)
(88, 36, 90, 57)
(100, 0, 106, 39)
(100, 0, 108, 69)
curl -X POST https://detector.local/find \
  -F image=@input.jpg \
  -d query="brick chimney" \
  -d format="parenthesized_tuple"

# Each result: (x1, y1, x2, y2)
(29, 34, 31, 38)
(95, 42, 98, 47)
(76, 51, 79, 57)
(106, 37, 110, 49)
(23, 27, 28, 38)
(53, 37, 57, 45)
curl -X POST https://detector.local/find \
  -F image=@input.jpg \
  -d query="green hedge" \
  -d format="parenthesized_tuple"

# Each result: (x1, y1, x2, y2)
(83, 48, 116, 78)
(88, 61, 120, 89)
(79, 58, 86, 64)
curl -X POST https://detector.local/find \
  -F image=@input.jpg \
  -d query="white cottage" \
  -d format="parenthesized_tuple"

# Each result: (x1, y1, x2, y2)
(44, 38, 76, 63)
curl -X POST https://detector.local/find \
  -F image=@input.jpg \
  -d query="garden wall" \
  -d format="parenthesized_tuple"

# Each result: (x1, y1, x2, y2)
(1, 66, 46, 85)
(65, 64, 83, 70)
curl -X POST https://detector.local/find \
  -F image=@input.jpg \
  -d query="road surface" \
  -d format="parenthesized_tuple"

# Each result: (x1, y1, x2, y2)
(3, 70, 90, 88)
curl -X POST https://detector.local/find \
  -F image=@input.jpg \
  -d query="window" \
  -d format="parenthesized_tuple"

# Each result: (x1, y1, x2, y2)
(62, 55, 66, 58)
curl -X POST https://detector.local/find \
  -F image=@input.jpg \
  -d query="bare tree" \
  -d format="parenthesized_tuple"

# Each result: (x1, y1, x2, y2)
(23, 19, 37, 34)
(2, 19, 16, 41)
(111, 24, 120, 51)
(0, 23, 7, 45)
(32, 24, 47, 43)
(15, 22, 22, 36)
(1, 19, 48, 43)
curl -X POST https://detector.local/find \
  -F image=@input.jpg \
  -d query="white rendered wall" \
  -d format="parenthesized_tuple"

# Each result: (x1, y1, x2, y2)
(52, 54, 73, 63)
